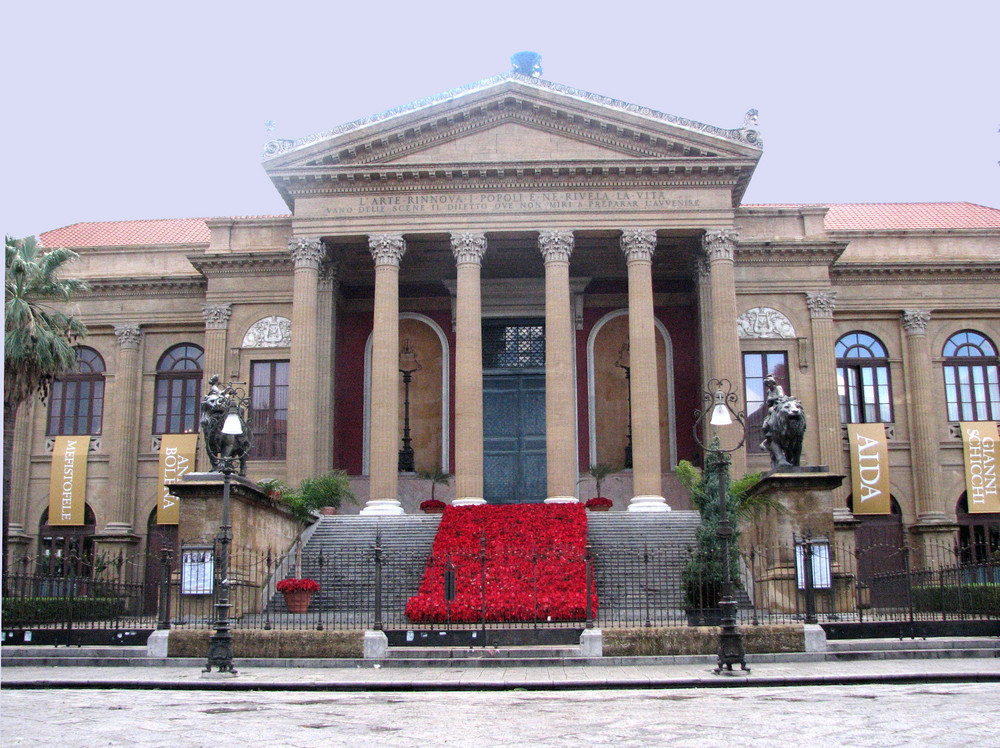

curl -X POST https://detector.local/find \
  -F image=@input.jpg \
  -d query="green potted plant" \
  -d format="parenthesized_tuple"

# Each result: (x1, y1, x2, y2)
(418, 466, 451, 514)
(282, 470, 357, 522)
(256, 478, 289, 502)
(677, 449, 769, 625)
(582, 462, 617, 511)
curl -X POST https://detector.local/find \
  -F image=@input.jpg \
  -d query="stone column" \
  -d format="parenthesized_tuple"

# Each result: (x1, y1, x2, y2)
(287, 237, 325, 485)
(696, 255, 713, 392)
(621, 229, 668, 512)
(316, 261, 339, 474)
(702, 228, 746, 478)
(451, 232, 487, 506)
(902, 310, 952, 559)
(363, 234, 406, 515)
(104, 324, 143, 537)
(201, 303, 233, 472)
(539, 230, 579, 503)
(806, 291, 841, 471)
(7, 403, 34, 565)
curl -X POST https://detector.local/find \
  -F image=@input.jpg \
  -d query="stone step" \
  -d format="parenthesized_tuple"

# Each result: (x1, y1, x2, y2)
(386, 645, 579, 660)
(826, 637, 1000, 653)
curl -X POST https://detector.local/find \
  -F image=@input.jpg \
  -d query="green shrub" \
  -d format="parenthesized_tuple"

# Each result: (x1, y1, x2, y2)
(911, 584, 1000, 614)
(282, 470, 357, 522)
(2, 596, 126, 624)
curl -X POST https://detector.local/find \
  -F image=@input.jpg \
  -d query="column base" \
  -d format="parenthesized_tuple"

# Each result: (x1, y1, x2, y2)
(360, 500, 405, 516)
(544, 496, 580, 504)
(452, 497, 487, 507)
(627, 495, 671, 512)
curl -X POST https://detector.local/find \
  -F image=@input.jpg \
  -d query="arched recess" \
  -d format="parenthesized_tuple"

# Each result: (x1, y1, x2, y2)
(586, 309, 676, 470)
(847, 494, 905, 589)
(37, 504, 97, 576)
(956, 493, 1000, 564)
(144, 507, 179, 614)
(363, 313, 450, 475)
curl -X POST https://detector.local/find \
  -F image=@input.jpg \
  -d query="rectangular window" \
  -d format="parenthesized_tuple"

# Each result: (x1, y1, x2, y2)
(249, 360, 289, 460)
(743, 351, 790, 454)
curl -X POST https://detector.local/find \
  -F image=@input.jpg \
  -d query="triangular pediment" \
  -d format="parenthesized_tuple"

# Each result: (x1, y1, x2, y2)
(263, 76, 762, 171)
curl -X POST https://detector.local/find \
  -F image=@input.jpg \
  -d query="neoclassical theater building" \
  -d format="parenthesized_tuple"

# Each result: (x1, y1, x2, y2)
(9, 56, 1000, 570)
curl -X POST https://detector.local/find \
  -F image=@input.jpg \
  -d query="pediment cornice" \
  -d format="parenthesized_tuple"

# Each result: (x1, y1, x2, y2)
(736, 241, 847, 266)
(262, 75, 762, 170)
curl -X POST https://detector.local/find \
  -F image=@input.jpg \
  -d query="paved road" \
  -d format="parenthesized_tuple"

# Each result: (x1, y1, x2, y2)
(3, 681, 998, 747)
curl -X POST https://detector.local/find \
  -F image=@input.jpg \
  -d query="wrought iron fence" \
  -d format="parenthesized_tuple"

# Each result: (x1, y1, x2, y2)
(4, 535, 997, 638)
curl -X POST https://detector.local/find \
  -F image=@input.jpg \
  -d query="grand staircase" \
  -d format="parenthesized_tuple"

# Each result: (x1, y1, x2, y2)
(268, 510, 702, 622)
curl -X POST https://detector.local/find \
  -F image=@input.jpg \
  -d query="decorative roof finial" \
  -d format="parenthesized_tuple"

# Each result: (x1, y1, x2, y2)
(510, 51, 543, 78)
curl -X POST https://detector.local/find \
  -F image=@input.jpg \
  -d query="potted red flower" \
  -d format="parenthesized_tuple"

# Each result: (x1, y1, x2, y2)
(418, 466, 451, 513)
(585, 496, 613, 512)
(583, 463, 618, 511)
(420, 498, 447, 514)
(276, 577, 319, 613)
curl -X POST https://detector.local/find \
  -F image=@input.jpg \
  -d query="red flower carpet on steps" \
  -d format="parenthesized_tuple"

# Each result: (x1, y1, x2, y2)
(405, 503, 599, 623)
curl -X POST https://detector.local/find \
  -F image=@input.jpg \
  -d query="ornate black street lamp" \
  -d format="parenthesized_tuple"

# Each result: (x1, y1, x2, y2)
(693, 378, 749, 674)
(615, 337, 633, 470)
(398, 338, 421, 473)
(200, 378, 251, 675)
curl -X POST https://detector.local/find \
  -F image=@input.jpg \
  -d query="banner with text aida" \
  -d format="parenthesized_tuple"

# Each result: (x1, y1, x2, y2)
(48, 436, 90, 526)
(158, 434, 198, 524)
(848, 423, 891, 515)
(960, 422, 1000, 513)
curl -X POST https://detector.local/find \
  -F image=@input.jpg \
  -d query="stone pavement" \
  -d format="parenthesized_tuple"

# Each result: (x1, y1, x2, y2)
(2, 661, 999, 748)
(2, 655, 998, 691)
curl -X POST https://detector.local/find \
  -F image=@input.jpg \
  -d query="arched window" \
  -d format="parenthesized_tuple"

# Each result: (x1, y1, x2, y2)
(836, 332, 893, 423)
(154, 344, 204, 434)
(47, 347, 105, 436)
(943, 331, 1000, 422)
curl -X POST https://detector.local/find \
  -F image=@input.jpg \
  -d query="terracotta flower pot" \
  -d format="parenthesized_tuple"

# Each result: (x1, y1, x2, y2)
(319, 506, 338, 516)
(422, 506, 445, 514)
(588, 505, 610, 512)
(282, 589, 315, 614)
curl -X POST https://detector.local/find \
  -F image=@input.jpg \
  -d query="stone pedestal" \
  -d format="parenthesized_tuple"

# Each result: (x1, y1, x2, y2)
(746, 467, 848, 614)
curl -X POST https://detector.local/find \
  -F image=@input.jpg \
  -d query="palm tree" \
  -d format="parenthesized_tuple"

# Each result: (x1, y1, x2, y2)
(4, 235, 88, 575)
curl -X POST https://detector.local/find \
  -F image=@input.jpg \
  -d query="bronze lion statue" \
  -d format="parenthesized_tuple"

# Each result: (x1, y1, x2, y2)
(759, 374, 806, 470)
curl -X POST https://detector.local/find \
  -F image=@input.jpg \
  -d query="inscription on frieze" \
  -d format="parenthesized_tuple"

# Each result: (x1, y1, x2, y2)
(323, 189, 704, 217)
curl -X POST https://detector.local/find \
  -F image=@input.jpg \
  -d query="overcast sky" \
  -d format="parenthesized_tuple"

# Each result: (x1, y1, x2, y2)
(3, 1, 997, 240)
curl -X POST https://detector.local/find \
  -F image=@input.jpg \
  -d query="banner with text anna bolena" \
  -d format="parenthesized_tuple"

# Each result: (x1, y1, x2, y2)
(848, 423, 891, 515)
(48, 435, 90, 526)
(158, 433, 198, 524)
(960, 421, 1000, 513)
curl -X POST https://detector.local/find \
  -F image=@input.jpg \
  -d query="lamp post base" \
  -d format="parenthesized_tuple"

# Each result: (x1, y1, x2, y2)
(713, 597, 749, 673)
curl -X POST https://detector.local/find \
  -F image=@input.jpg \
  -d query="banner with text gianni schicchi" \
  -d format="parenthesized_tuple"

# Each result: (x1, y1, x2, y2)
(848, 423, 891, 515)
(960, 422, 1000, 513)
(158, 434, 198, 524)
(48, 436, 90, 525)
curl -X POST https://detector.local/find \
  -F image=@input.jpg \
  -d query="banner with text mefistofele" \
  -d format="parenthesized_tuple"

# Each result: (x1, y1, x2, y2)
(47, 435, 91, 526)
(848, 423, 891, 515)
(960, 421, 1000, 514)
(157, 433, 199, 524)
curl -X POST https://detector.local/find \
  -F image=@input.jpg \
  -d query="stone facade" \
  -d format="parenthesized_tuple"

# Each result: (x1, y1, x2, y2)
(8, 69, 999, 568)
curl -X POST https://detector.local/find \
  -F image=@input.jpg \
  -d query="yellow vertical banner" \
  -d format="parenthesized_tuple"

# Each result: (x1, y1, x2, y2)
(48, 436, 90, 526)
(158, 434, 199, 524)
(848, 423, 891, 515)
(960, 422, 1000, 513)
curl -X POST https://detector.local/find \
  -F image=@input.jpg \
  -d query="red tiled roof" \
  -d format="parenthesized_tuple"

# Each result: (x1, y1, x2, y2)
(744, 203, 1000, 231)
(39, 218, 212, 248)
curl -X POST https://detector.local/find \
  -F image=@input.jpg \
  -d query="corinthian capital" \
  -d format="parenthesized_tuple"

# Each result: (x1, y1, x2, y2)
(450, 232, 487, 265)
(702, 228, 739, 261)
(318, 260, 341, 290)
(805, 291, 837, 318)
(113, 323, 143, 349)
(201, 303, 233, 330)
(538, 230, 574, 263)
(620, 229, 657, 263)
(902, 309, 931, 334)
(289, 237, 325, 269)
(369, 234, 406, 267)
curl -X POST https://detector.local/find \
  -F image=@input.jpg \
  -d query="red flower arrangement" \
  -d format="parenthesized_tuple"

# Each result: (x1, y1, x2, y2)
(420, 498, 447, 512)
(585, 497, 613, 509)
(276, 577, 320, 593)
(406, 504, 598, 623)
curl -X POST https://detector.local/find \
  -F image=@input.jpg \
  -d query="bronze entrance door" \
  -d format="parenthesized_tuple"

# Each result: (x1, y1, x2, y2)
(483, 372, 546, 503)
